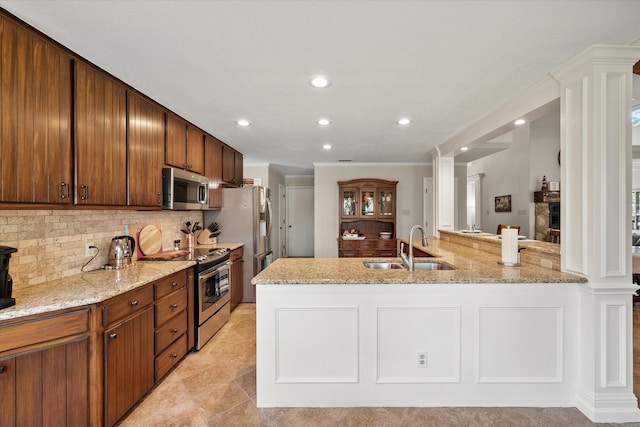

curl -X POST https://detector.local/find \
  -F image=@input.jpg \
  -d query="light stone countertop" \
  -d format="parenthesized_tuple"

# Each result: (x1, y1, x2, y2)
(0, 261, 195, 322)
(252, 237, 586, 285)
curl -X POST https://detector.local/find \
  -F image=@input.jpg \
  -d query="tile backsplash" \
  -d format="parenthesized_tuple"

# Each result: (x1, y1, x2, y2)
(0, 209, 203, 289)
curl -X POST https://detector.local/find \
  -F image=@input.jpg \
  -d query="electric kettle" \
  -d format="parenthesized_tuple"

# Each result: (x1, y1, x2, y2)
(107, 236, 135, 269)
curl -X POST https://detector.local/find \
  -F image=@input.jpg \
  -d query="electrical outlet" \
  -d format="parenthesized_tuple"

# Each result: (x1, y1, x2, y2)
(418, 352, 427, 368)
(85, 243, 96, 257)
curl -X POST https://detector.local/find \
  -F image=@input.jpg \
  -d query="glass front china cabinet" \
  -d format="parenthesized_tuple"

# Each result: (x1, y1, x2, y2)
(338, 179, 398, 257)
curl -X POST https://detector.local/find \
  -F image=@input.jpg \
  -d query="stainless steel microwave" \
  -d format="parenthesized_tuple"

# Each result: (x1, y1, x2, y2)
(162, 167, 209, 210)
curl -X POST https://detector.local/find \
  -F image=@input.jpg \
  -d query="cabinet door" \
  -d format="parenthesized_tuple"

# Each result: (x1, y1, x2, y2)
(230, 249, 244, 311)
(128, 92, 164, 207)
(186, 124, 205, 174)
(340, 187, 358, 219)
(204, 135, 223, 209)
(222, 144, 236, 184)
(0, 17, 73, 204)
(165, 113, 187, 169)
(0, 338, 89, 427)
(360, 188, 376, 217)
(75, 61, 127, 205)
(104, 307, 154, 427)
(377, 188, 395, 218)
(234, 151, 243, 185)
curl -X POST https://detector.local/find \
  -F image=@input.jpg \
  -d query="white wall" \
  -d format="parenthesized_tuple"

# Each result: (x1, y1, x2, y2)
(466, 113, 560, 238)
(314, 163, 431, 258)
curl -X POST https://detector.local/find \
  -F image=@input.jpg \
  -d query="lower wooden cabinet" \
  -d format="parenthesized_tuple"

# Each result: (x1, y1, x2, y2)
(103, 306, 154, 427)
(230, 247, 244, 311)
(0, 309, 90, 427)
(338, 238, 397, 257)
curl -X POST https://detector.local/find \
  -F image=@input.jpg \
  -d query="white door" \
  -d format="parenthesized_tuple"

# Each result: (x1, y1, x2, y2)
(278, 183, 286, 257)
(423, 178, 434, 237)
(286, 186, 314, 257)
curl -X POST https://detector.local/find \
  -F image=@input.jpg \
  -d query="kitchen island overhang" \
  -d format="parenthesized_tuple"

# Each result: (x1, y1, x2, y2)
(255, 277, 583, 409)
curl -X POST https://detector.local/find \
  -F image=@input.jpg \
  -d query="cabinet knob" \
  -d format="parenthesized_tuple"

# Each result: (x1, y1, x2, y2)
(171, 353, 178, 358)
(171, 282, 178, 287)
(171, 303, 178, 309)
(171, 328, 178, 333)
(0, 366, 5, 373)
(109, 333, 117, 339)
(130, 300, 139, 307)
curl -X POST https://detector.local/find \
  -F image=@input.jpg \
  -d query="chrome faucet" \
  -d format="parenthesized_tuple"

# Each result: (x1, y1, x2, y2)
(401, 224, 428, 271)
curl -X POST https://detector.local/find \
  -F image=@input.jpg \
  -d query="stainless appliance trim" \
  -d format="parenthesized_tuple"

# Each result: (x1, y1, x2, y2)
(196, 260, 231, 350)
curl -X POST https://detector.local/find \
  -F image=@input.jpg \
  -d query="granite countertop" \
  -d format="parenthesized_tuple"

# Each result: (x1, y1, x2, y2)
(252, 237, 586, 285)
(0, 261, 195, 322)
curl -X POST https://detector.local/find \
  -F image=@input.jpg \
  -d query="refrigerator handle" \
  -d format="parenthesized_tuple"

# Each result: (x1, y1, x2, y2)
(266, 195, 273, 239)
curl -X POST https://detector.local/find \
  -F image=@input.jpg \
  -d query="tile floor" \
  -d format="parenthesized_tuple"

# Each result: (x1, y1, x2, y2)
(121, 304, 640, 426)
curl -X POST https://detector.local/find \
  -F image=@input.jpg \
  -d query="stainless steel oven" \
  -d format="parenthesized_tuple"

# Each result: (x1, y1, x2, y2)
(196, 259, 231, 350)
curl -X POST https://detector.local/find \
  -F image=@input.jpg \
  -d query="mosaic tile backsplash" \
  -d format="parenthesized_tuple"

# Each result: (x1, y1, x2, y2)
(0, 209, 202, 289)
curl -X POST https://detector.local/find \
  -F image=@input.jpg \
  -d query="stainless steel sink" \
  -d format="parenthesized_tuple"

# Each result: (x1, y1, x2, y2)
(363, 260, 454, 270)
(363, 261, 405, 269)
(412, 261, 455, 270)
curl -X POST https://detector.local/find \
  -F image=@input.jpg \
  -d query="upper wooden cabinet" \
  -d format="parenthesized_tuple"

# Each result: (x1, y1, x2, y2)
(340, 181, 396, 220)
(75, 61, 127, 205)
(0, 16, 73, 204)
(222, 145, 243, 187)
(165, 114, 205, 174)
(127, 92, 164, 208)
(204, 135, 223, 209)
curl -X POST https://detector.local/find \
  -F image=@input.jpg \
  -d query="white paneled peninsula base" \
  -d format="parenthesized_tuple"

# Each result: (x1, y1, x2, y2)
(252, 243, 635, 421)
(256, 279, 580, 408)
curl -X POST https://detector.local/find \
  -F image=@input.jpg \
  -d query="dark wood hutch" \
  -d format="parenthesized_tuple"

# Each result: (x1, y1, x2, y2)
(338, 178, 398, 257)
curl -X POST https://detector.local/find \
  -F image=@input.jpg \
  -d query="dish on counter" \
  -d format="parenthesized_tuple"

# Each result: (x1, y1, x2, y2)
(343, 235, 366, 240)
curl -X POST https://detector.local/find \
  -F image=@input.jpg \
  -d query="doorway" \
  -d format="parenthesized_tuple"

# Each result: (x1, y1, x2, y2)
(285, 186, 314, 257)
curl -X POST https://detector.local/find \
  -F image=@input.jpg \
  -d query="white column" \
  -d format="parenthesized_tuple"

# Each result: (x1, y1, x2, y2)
(432, 149, 455, 237)
(553, 45, 640, 423)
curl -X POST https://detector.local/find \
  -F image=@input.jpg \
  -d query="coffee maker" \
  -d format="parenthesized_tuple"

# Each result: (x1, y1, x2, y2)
(0, 246, 17, 309)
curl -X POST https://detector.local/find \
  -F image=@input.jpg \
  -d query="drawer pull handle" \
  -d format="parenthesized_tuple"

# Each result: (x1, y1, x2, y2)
(130, 300, 139, 307)
(171, 328, 178, 333)
(109, 333, 117, 339)
(171, 303, 178, 309)
(171, 282, 178, 287)
(0, 366, 5, 374)
(171, 353, 178, 358)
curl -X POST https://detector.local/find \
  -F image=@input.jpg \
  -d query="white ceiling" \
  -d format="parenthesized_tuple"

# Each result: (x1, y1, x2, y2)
(2, 1, 640, 175)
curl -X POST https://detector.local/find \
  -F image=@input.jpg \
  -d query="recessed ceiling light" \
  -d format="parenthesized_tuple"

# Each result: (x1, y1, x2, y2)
(317, 118, 331, 126)
(397, 118, 411, 125)
(310, 76, 331, 88)
(322, 143, 332, 150)
(460, 147, 469, 151)
(514, 118, 526, 125)
(236, 119, 250, 126)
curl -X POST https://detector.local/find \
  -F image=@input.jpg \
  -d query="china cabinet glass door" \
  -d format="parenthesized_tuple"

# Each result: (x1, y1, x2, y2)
(341, 188, 357, 218)
(378, 188, 394, 217)
(361, 189, 375, 217)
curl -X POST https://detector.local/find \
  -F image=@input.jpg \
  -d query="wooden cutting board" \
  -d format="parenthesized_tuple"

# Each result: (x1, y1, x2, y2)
(138, 224, 162, 255)
(140, 250, 188, 260)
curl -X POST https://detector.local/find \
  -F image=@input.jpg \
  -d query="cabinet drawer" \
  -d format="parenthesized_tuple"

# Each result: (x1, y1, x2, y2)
(230, 247, 244, 262)
(339, 240, 359, 250)
(378, 250, 397, 257)
(359, 250, 378, 257)
(0, 309, 89, 354)
(339, 250, 358, 257)
(377, 239, 397, 249)
(360, 240, 379, 249)
(155, 287, 187, 327)
(155, 333, 187, 380)
(155, 310, 187, 355)
(102, 285, 153, 326)
(153, 270, 187, 300)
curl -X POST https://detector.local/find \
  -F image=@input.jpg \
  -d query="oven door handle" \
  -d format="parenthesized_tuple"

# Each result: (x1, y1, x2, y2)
(199, 260, 232, 279)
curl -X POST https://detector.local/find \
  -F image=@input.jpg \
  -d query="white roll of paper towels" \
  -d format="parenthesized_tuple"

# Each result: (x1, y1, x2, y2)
(501, 227, 519, 265)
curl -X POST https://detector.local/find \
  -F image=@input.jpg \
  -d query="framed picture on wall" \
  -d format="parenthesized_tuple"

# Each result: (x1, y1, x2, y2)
(495, 195, 512, 213)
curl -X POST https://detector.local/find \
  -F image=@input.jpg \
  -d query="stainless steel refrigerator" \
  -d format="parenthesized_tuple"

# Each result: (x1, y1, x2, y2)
(204, 186, 272, 302)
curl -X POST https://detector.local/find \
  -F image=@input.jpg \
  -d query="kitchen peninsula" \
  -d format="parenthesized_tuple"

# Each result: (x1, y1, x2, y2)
(253, 235, 586, 410)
